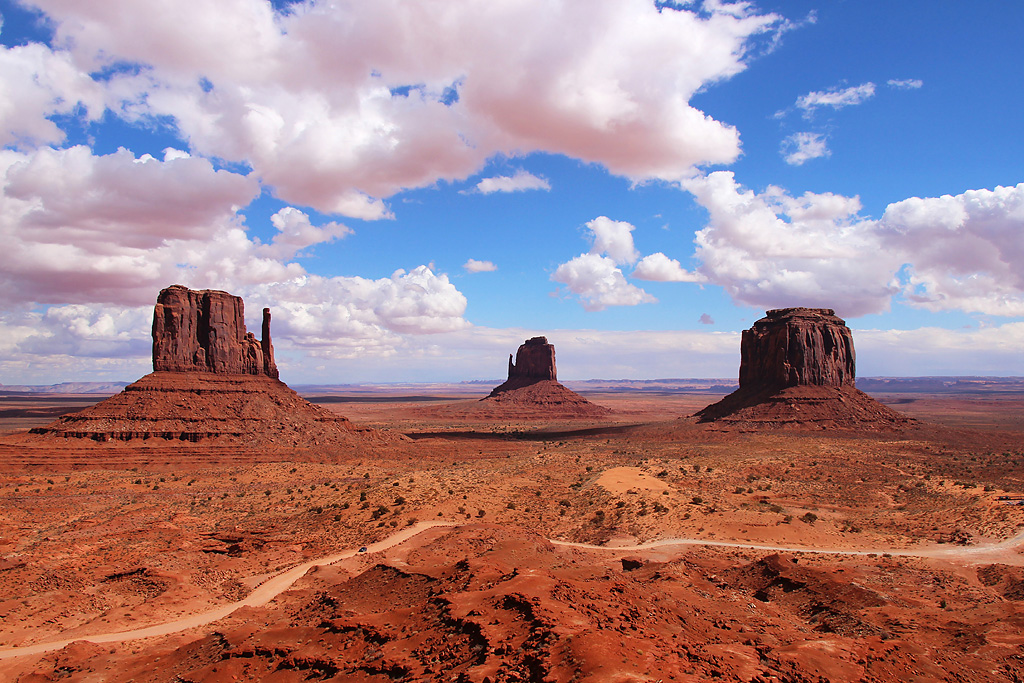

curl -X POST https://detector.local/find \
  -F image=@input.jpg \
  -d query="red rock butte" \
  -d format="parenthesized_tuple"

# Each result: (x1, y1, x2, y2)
(28, 285, 390, 448)
(482, 337, 609, 418)
(153, 284, 278, 378)
(696, 307, 911, 429)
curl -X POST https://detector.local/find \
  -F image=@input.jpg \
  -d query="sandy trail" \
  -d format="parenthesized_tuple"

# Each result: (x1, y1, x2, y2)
(2, 521, 1021, 660)
(0, 521, 460, 660)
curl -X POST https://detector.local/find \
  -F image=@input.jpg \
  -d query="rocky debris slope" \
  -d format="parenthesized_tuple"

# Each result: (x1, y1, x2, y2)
(27, 285, 393, 447)
(697, 308, 911, 429)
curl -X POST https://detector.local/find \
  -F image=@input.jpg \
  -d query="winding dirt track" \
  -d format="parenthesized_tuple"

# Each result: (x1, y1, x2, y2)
(2, 522, 1022, 660)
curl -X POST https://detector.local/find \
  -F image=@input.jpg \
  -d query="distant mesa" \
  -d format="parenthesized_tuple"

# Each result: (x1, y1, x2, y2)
(696, 307, 912, 429)
(481, 337, 610, 417)
(29, 285, 391, 447)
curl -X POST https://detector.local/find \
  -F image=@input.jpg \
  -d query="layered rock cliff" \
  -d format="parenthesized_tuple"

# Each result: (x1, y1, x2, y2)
(697, 307, 910, 429)
(738, 308, 854, 391)
(152, 285, 278, 378)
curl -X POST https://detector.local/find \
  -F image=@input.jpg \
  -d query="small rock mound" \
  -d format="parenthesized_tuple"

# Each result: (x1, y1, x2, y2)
(28, 285, 394, 447)
(697, 308, 912, 429)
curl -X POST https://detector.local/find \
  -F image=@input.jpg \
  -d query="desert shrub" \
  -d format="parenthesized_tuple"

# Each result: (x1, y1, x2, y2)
(691, 496, 703, 505)
(559, 499, 572, 507)
(800, 512, 818, 524)
(477, 509, 486, 518)
(653, 503, 668, 513)
(394, 496, 406, 506)
(734, 486, 746, 494)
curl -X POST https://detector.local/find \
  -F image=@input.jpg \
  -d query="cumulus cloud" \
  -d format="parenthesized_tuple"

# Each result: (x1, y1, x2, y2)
(878, 184, 1024, 316)
(18, 0, 784, 216)
(552, 254, 656, 311)
(887, 78, 923, 90)
(463, 259, 497, 273)
(795, 82, 876, 115)
(0, 142, 472, 371)
(553, 216, 657, 310)
(682, 171, 899, 316)
(781, 132, 830, 165)
(586, 216, 641, 266)
(258, 207, 351, 260)
(0, 42, 104, 147)
(472, 170, 551, 195)
(679, 174, 1024, 318)
(699, 313, 715, 325)
(632, 252, 703, 282)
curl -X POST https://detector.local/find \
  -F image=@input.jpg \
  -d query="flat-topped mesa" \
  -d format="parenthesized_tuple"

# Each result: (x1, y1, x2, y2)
(152, 285, 278, 378)
(507, 336, 557, 382)
(739, 308, 855, 391)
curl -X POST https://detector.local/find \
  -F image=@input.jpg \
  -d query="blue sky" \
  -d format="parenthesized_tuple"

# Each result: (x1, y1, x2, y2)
(0, 0, 1022, 384)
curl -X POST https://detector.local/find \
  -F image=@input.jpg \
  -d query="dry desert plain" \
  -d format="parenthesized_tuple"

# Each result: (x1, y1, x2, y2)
(1, 381, 1024, 682)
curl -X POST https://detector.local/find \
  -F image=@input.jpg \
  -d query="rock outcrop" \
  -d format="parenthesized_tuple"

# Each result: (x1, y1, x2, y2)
(29, 285, 392, 448)
(696, 308, 911, 429)
(490, 337, 557, 395)
(738, 308, 854, 390)
(478, 337, 609, 417)
(153, 285, 278, 378)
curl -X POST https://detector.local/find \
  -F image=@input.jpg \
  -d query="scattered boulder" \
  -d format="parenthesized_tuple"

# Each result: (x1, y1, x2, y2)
(697, 308, 912, 429)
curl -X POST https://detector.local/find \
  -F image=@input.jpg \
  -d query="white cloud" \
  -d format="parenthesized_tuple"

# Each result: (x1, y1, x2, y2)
(258, 207, 351, 260)
(887, 78, 923, 90)
(552, 253, 655, 312)
(0, 145, 275, 306)
(0, 143, 472, 370)
(552, 215, 658, 310)
(20, 0, 784, 216)
(679, 174, 1024, 318)
(681, 171, 899, 316)
(855, 322, 1024, 376)
(632, 252, 703, 282)
(781, 131, 830, 165)
(472, 170, 551, 195)
(586, 216, 640, 266)
(463, 259, 497, 273)
(878, 184, 1024, 316)
(0, 42, 104, 147)
(795, 82, 876, 115)
(246, 266, 470, 358)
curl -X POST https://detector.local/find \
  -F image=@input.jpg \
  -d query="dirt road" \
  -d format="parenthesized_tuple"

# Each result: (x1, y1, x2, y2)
(2, 521, 1021, 660)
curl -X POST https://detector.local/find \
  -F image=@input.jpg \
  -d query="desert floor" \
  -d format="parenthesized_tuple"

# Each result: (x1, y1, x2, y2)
(0, 388, 1023, 682)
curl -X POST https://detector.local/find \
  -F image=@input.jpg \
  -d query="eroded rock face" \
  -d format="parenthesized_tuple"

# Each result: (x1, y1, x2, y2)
(696, 307, 911, 428)
(738, 308, 854, 391)
(507, 336, 557, 382)
(152, 285, 278, 378)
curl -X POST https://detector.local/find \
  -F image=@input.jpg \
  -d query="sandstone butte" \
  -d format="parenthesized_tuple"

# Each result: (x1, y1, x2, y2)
(482, 337, 610, 417)
(696, 307, 912, 429)
(29, 285, 390, 447)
